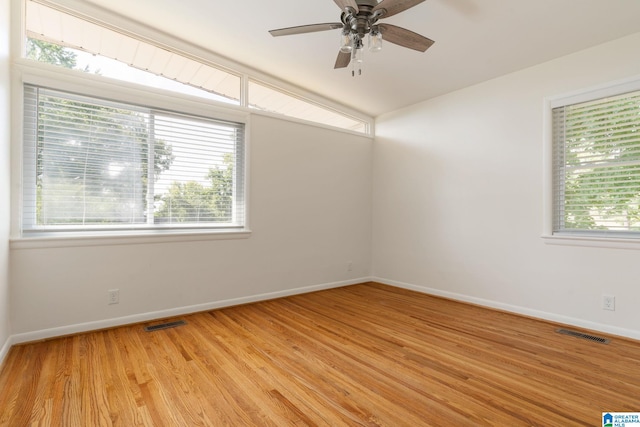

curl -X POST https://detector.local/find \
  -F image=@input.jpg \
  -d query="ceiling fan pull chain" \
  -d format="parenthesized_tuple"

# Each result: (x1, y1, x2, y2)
(352, 37, 364, 76)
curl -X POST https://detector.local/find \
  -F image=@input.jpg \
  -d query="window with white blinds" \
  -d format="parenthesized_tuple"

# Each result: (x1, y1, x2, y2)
(552, 89, 640, 237)
(22, 85, 246, 235)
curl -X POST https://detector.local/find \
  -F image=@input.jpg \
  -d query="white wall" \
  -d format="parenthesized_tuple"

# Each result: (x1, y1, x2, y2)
(0, 0, 12, 357)
(10, 115, 372, 339)
(373, 33, 640, 339)
(9, 19, 640, 346)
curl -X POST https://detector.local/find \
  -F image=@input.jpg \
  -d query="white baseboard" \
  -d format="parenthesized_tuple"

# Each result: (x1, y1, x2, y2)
(0, 335, 13, 368)
(10, 277, 369, 345)
(374, 277, 640, 342)
(9, 275, 634, 364)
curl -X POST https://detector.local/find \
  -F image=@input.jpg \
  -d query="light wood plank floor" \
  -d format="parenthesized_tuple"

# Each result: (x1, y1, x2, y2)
(1, 282, 639, 426)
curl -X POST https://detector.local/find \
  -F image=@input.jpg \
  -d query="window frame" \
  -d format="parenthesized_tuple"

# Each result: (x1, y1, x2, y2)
(20, 0, 373, 136)
(247, 78, 369, 134)
(12, 59, 252, 247)
(543, 75, 640, 249)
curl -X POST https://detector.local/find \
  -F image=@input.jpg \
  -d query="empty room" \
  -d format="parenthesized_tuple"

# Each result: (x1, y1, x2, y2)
(1, 0, 640, 425)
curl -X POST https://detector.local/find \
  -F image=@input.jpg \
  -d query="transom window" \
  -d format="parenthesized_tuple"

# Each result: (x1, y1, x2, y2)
(552, 87, 640, 238)
(22, 85, 246, 235)
(24, 0, 370, 134)
(25, 0, 241, 104)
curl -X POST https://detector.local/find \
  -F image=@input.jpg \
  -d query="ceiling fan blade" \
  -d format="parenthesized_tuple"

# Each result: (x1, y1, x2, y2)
(373, 0, 425, 18)
(333, 0, 359, 13)
(269, 23, 343, 37)
(378, 23, 434, 52)
(334, 50, 351, 69)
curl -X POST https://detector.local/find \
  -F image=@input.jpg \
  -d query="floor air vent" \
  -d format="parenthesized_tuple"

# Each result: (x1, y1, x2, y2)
(144, 320, 187, 332)
(556, 328, 610, 344)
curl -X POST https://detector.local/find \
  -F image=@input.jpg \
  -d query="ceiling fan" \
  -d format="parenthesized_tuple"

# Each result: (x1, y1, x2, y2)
(269, 0, 434, 76)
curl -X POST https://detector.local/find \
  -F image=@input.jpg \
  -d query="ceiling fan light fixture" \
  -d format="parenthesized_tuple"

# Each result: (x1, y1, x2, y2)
(339, 32, 353, 53)
(354, 44, 364, 63)
(351, 37, 364, 76)
(368, 29, 383, 53)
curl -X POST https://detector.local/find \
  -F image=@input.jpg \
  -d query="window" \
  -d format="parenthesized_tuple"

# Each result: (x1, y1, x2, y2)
(25, 0, 241, 104)
(22, 85, 246, 236)
(24, 0, 372, 134)
(248, 79, 369, 134)
(552, 87, 640, 238)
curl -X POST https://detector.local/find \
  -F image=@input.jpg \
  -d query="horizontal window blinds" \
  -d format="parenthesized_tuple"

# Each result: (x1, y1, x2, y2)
(23, 85, 245, 233)
(552, 89, 640, 235)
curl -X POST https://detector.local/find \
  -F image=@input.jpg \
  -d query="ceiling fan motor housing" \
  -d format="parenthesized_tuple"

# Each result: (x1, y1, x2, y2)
(344, 0, 384, 38)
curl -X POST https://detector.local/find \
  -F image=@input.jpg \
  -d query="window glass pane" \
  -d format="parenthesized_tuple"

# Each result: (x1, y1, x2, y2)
(23, 86, 245, 234)
(25, 0, 241, 104)
(152, 113, 240, 224)
(36, 91, 149, 226)
(248, 79, 368, 134)
(553, 89, 640, 235)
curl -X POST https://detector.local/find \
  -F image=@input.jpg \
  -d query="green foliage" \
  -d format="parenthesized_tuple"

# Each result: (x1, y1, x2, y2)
(35, 94, 174, 225)
(561, 96, 640, 231)
(155, 154, 234, 223)
(26, 39, 77, 68)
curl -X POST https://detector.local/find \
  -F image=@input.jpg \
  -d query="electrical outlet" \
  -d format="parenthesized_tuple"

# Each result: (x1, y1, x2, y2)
(108, 289, 120, 305)
(602, 295, 615, 311)
(347, 261, 353, 272)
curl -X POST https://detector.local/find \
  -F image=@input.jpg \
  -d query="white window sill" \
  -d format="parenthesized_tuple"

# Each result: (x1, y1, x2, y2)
(10, 229, 252, 249)
(542, 234, 640, 250)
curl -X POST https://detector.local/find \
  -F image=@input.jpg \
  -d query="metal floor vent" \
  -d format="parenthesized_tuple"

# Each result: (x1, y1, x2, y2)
(144, 320, 187, 332)
(556, 328, 610, 344)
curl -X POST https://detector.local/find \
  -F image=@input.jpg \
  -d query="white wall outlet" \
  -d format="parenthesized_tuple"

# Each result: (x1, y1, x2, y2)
(108, 289, 120, 305)
(602, 295, 615, 311)
(347, 261, 353, 272)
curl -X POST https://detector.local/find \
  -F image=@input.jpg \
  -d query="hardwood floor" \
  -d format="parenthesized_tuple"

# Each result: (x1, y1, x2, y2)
(1, 282, 639, 426)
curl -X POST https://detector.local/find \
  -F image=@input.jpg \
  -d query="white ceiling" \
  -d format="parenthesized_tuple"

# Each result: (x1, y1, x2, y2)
(82, 0, 640, 117)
